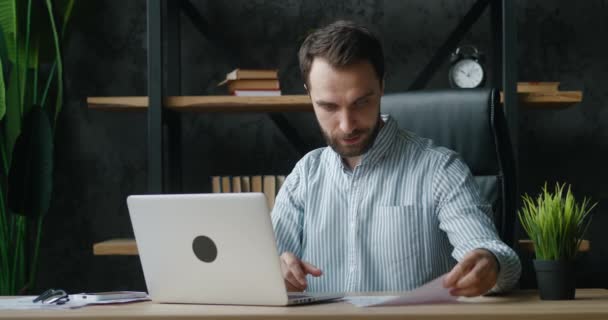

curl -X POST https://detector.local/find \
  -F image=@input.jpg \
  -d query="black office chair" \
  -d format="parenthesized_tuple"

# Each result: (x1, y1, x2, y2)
(381, 89, 516, 247)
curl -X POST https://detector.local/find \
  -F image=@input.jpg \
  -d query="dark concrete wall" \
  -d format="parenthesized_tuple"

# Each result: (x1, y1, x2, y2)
(33, 0, 608, 293)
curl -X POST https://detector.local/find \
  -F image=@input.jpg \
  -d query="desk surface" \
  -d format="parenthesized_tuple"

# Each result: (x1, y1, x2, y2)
(3, 289, 608, 320)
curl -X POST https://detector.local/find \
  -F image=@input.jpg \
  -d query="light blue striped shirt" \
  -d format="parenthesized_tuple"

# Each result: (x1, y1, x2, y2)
(271, 115, 521, 293)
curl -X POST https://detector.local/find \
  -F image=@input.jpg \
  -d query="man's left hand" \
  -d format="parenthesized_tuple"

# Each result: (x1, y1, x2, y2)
(443, 249, 499, 297)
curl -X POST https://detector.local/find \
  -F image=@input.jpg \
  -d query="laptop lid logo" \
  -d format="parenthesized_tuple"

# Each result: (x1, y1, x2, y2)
(192, 235, 218, 263)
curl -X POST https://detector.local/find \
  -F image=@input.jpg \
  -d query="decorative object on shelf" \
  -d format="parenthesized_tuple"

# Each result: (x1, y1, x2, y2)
(218, 68, 281, 96)
(0, 0, 75, 295)
(518, 183, 596, 300)
(448, 45, 485, 89)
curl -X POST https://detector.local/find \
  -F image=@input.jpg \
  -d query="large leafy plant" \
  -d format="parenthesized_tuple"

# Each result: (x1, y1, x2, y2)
(518, 183, 596, 261)
(0, 0, 74, 294)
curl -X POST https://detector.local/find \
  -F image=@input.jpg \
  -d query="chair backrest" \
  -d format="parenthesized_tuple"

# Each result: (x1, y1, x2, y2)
(380, 89, 516, 246)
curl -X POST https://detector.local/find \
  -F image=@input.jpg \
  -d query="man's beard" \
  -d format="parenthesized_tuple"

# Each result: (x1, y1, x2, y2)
(321, 116, 381, 158)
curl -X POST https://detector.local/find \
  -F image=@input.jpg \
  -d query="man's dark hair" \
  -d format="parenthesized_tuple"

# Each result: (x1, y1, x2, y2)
(298, 20, 384, 87)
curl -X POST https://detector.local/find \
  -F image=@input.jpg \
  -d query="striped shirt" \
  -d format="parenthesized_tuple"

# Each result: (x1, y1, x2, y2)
(271, 115, 521, 293)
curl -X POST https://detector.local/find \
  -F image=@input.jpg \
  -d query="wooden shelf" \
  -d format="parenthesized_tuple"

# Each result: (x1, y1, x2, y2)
(87, 95, 313, 112)
(88, 90, 581, 113)
(500, 91, 582, 109)
(96, 238, 591, 256)
(93, 239, 138, 255)
(499, 82, 582, 109)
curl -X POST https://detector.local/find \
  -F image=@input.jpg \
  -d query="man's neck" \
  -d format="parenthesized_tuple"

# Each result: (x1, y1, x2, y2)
(343, 156, 362, 171)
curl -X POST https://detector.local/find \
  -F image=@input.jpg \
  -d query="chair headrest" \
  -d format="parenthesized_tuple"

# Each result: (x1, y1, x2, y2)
(380, 89, 499, 175)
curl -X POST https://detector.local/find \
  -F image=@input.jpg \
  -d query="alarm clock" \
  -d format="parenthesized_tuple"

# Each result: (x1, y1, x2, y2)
(448, 45, 486, 89)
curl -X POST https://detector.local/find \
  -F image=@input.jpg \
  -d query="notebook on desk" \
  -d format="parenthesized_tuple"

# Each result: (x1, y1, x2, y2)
(127, 193, 342, 306)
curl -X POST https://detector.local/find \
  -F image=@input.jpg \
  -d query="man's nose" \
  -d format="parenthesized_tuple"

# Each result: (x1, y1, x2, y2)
(339, 110, 356, 134)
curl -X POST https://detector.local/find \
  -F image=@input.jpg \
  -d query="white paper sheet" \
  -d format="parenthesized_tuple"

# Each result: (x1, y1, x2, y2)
(344, 274, 458, 307)
(0, 296, 70, 310)
(0, 295, 150, 310)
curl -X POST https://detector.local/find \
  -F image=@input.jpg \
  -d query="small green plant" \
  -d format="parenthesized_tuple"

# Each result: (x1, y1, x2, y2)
(518, 183, 596, 261)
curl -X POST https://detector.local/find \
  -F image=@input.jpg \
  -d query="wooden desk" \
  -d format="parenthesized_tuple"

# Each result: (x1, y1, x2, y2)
(2, 289, 608, 320)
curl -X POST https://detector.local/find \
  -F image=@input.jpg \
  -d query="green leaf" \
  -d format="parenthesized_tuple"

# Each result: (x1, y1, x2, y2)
(0, 28, 10, 67)
(7, 107, 53, 218)
(0, 0, 18, 63)
(22, 38, 37, 114)
(45, 0, 62, 124)
(0, 58, 6, 120)
(4, 62, 22, 162)
(59, 0, 75, 35)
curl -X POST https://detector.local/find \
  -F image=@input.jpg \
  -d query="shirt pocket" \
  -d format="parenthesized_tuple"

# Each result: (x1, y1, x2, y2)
(368, 205, 425, 270)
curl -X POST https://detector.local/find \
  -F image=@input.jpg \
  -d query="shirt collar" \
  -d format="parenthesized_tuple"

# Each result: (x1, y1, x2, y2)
(331, 114, 399, 172)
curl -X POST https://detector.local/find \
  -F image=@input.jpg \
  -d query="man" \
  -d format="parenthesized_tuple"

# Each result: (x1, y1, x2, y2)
(271, 20, 521, 297)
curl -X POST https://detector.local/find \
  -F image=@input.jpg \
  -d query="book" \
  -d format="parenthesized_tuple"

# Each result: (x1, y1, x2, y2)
(227, 79, 280, 93)
(223, 69, 278, 82)
(211, 176, 221, 193)
(232, 176, 242, 193)
(276, 175, 286, 192)
(263, 175, 276, 211)
(233, 90, 281, 96)
(221, 176, 231, 193)
(251, 176, 263, 193)
(241, 176, 251, 192)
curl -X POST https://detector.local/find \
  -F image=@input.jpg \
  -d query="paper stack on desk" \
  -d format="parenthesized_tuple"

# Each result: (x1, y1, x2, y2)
(344, 274, 458, 307)
(0, 294, 150, 310)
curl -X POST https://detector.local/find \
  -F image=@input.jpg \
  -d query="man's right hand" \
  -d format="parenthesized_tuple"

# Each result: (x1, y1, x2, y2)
(279, 252, 323, 292)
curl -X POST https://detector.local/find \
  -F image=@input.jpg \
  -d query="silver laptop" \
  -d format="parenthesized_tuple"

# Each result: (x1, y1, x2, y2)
(127, 193, 342, 306)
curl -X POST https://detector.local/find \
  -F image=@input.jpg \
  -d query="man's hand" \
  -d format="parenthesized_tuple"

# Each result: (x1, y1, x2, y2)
(443, 249, 499, 297)
(280, 252, 323, 292)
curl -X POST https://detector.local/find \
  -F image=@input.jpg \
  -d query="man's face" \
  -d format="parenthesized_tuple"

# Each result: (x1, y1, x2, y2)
(307, 58, 384, 158)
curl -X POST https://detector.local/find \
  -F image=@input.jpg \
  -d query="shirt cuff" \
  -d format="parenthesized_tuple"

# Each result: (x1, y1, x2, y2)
(475, 246, 521, 295)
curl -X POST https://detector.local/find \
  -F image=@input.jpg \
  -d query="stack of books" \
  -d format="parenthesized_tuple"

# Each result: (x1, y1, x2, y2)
(218, 69, 281, 96)
(210, 175, 286, 210)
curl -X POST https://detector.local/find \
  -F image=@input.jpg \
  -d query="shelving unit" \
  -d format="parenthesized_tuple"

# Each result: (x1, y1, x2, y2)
(90, 0, 583, 255)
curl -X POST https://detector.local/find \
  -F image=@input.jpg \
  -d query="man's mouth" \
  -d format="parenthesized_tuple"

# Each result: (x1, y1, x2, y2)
(342, 135, 362, 145)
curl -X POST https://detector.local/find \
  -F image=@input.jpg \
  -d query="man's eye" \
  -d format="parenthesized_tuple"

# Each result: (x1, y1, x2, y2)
(320, 104, 336, 111)
(355, 99, 369, 107)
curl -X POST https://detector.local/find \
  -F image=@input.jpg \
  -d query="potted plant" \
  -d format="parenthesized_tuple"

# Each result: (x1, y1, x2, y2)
(518, 183, 596, 300)
(0, 0, 74, 295)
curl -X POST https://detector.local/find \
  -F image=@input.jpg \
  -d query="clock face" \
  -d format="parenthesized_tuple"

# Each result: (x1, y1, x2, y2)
(450, 59, 484, 88)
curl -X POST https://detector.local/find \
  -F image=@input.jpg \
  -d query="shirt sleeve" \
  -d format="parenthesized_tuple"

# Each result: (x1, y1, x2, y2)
(271, 161, 306, 258)
(433, 151, 521, 293)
